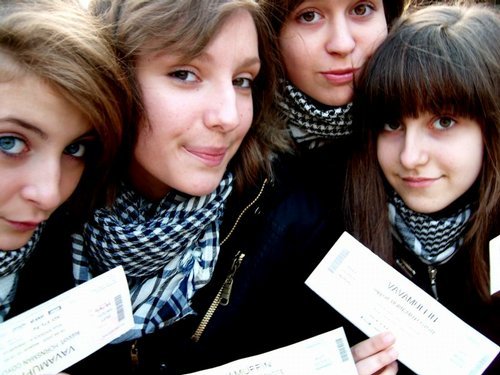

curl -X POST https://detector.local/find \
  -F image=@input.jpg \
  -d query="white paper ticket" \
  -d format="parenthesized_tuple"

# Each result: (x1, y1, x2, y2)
(183, 327, 358, 375)
(306, 232, 499, 375)
(0, 266, 133, 375)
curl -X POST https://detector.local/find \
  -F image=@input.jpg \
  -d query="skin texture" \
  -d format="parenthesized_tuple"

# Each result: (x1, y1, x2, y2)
(352, 332, 399, 375)
(0, 73, 93, 250)
(377, 112, 483, 213)
(279, 0, 387, 106)
(130, 9, 260, 200)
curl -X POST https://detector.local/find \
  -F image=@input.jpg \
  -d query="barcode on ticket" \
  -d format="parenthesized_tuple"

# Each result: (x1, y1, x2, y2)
(336, 337, 349, 362)
(114, 294, 125, 321)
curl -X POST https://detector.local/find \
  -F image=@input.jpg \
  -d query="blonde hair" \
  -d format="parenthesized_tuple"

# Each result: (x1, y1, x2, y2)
(0, 0, 132, 217)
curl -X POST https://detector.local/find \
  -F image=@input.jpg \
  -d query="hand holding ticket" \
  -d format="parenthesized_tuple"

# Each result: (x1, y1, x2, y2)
(306, 232, 500, 375)
(0, 266, 133, 375)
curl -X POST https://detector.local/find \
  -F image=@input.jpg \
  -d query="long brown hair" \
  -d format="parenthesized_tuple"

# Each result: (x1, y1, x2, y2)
(90, 0, 290, 192)
(345, 2, 500, 301)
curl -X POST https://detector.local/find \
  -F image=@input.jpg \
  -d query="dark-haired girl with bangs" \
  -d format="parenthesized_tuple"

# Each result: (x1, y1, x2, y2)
(346, 2, 500, 373)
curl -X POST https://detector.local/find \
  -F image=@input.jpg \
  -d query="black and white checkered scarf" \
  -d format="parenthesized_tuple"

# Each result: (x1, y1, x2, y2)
(72, 173, 233, 341)
(278, 80, 353, 149)
(388, 194, 472, 265)
(0, 224, 44, 321)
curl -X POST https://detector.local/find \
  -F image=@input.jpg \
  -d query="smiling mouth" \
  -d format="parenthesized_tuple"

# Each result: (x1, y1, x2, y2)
(401, 177, 439, 187)
(187, 148, 227, 167)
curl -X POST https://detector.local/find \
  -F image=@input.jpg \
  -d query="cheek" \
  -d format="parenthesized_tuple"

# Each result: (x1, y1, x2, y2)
(457, 145, 483, 186)
(59, 164, 86, 202)
(238, 102, 254, 138)
(377, 137, 398, 175)
(279, 32, 307, 69)
(359, 23, 388, 62)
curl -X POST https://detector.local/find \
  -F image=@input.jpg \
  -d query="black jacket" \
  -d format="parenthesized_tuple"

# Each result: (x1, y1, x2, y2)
(9, 142, 366, 375)
(393, 240, 500, 374)
(64, 143, 360, 375)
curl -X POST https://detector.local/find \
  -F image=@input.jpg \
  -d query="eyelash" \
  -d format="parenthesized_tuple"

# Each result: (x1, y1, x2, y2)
(168, 69, 254, 90)
(0, 135, 28, 157)
(169, 69, 198, 83)
(0, 134, 90, 160)
(295, 2, 377, 23)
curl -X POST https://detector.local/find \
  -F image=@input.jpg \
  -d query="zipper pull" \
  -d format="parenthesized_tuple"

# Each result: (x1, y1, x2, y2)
(220, 252, 245, 306)
(428, 265, 439, 301)
(396, 258, 416, 278)
(191, 251, 246, 342)
(130, 340, 139, 367)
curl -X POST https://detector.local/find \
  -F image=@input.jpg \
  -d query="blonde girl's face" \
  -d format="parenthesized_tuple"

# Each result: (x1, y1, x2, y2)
(377, 112, 484, 214)
(279, 0, 387, 106)
(131, 9, 260, 200)
(0, 72, 93, 250)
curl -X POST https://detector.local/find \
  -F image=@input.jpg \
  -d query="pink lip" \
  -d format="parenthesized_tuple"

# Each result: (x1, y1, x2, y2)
(402, 177, 439, 188)
(321, 68, 359, 85)
(6, 220, 41, 231)
(186, 147, 227, 167)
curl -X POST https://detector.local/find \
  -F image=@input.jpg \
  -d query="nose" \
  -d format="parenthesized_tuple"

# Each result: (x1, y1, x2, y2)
(21, 158, 63, 212)
(400, 127, 429, 169)
(204, 82, 240, 132)
(325, 16, 356, 56)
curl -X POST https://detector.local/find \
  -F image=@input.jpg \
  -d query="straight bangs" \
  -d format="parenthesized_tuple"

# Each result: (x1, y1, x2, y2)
(362, 40, 486, 131)
(359, 5, 499, 132)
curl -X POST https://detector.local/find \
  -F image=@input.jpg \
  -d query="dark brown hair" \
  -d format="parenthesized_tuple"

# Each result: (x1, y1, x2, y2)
(345, 2, 500, 301)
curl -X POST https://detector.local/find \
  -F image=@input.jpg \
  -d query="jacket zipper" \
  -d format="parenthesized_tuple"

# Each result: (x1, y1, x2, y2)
(190, 178, 268, 342)
(428, 265, 439, 300)
(128, 179, 268, 364)
(130, 340, 139, 368)
(191, 252, 245, 342)
(397, 258, 440, 301)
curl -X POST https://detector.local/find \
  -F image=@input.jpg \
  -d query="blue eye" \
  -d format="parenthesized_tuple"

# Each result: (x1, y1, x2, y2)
(0, 136, 26, 155)
(64, 142, 86, 158)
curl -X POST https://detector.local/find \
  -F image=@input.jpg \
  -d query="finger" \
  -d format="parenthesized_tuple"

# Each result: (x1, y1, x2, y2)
(374, 361, 399, 375)
(355, 347, 398, 375)
(351, 332, 396, 361)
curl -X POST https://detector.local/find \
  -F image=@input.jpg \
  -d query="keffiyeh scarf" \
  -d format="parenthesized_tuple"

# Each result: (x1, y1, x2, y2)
(72, 173, 233, 341)
(278, 80, 353, 148)
(388, 194, 472, 265)
(0, 225, 44, 321)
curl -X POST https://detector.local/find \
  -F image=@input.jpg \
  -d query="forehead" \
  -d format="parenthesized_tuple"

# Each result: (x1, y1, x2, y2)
(0, 73, 91, 141)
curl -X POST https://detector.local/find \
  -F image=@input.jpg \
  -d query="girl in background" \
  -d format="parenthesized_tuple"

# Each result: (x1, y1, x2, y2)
(346, 2, 500, 373)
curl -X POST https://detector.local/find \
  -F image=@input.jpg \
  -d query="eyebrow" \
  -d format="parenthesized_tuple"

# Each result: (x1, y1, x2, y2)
(0, 117, 47, 140)
(0, 117, 96, 143)
(196, 51, 261, 70)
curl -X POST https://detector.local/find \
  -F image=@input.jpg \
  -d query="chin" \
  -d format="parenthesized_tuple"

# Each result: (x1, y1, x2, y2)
(0, 235, 32, 251)
(183, 182, 222, 197)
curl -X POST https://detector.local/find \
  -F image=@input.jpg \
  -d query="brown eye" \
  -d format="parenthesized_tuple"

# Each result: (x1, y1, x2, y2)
(298, 11, 320, 23)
